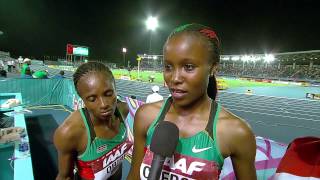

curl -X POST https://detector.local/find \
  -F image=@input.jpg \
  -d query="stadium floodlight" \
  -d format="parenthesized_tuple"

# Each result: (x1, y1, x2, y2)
(252, 56, 261, 62)
(231, 56, 240, 61)
(145, 16, 159, 54)
(241, 55, 250, 62)
(145, 16, 158, 31)
(0, 30, 3, 35)
(122, 47, 127, 67)
(264, 54, 275, 63)
(153, 56, 158, 60)
(221, 56, 230, 61)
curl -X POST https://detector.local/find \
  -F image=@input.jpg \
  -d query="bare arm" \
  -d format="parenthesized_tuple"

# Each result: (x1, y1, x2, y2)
(54, 121, 78, 180)
(127, 103, 159, 180)
(229, 119, 257, 180)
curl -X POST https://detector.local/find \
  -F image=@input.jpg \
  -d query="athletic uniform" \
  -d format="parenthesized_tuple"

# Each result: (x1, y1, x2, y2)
(20, 64, 29, 75)
(76, 108, 133, 180)
(140, 97, 224, 180)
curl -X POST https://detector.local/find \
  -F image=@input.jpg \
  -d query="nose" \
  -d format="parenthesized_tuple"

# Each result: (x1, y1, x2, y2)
(171, 69, 183, 84)
(98, 96, 110, 109)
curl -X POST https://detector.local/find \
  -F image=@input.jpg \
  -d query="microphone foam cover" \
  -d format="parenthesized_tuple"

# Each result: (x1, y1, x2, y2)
(150, 121, 179, 157)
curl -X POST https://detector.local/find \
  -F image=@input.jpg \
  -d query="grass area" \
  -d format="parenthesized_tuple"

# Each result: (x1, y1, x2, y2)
(112, 69, 290, 88)
(112, 69, 164, 83)
(222, 78, 289, 88)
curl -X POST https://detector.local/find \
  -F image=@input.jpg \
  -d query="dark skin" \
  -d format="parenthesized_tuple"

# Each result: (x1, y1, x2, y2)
(128, 33, 257, 180)
(54, 72, 129, 180)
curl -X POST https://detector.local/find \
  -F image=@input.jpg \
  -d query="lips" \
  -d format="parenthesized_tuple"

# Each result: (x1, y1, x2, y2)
(171, 88, 187, 99)
(100, 110, 113, 117)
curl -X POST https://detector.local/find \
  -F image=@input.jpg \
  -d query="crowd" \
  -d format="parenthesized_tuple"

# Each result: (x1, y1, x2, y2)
(218, 63, 320, 80)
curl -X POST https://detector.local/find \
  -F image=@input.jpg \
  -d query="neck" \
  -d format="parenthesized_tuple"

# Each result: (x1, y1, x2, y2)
(172, 95, 211, 116)
(90, 113, 115, 128)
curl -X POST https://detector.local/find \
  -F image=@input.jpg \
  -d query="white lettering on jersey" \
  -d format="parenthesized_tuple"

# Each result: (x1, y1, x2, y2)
(103, 143, 127, 168)
(163, 156, 205, 175)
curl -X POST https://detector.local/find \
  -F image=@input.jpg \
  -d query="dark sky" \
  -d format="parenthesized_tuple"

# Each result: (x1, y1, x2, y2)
(0, 0, 319, 63)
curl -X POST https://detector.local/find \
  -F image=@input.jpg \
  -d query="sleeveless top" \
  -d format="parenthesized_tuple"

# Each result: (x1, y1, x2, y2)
(140, 97, 224, 180)
(76, 108, 133, 180)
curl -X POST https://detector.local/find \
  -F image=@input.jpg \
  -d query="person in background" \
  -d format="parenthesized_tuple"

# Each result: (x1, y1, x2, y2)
(54, 62, 133, 180)
(145, 85, 164, 103)
(21, 58, 31, 75)
(7, 59, 14, 72)
(128, 23, 257, 180)
(18, 56, 24, 70)
(52, 70, 65, 79)
(20, 67, 33, 78)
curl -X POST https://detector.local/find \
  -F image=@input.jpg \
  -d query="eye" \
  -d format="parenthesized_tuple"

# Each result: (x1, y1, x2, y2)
(87, 96, 96, 102)
(164, 63, 172, 71)
(105, 90, 114, 97)
(184, 64, 195, 72)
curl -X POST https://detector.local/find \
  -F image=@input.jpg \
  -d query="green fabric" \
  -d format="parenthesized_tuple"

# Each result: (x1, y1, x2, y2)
(146, 98, 224, 168)
(21, 64, 29, 75)
(78, 108, 128, 161)
(32, 71, 47, 78)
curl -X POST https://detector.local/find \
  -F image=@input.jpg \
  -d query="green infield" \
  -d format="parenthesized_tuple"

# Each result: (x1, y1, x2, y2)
(221, 78, 290, 88)
(111, 69, 290, 88)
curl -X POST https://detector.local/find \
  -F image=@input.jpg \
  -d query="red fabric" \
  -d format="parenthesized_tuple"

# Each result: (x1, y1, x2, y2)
(67, 44, 73, 55)
(76, 160, 95, 179)
(276, 137, 320, 177)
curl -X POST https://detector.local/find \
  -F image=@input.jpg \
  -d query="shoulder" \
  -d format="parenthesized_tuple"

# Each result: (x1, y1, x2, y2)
(134, 100, 164, 133)
(217, 107, 256, 157)
(54, 110, 85, 151)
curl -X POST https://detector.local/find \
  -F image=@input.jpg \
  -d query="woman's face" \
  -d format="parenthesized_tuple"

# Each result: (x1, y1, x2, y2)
(163, 33, 212, 106)
(77, 72, 117, 120)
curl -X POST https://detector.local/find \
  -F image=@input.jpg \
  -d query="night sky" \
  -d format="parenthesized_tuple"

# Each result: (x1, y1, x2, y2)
(0, 0, 319, 63)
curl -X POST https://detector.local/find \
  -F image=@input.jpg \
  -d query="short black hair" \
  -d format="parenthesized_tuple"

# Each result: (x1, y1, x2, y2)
(73, 62, 115, 94)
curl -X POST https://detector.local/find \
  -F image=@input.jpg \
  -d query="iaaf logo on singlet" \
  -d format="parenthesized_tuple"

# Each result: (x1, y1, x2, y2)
(89, 141, 132, 174)
(102, 143, 127, 168)
(140, 148, 220, 179)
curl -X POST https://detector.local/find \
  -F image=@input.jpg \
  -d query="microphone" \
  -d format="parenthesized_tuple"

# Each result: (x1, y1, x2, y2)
(148, 121, 179, 180)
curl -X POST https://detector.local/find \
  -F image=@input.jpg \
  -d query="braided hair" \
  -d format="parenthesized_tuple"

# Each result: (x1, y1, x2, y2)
(73, 62, 115, 95)
(165, 23, 221, 100)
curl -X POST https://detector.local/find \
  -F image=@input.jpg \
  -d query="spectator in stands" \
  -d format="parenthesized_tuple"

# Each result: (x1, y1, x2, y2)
(145, 85, 163, 103)
(52, 70, 65, 79)
(54, 62, 132, 180)
(128, 23, 257, 180)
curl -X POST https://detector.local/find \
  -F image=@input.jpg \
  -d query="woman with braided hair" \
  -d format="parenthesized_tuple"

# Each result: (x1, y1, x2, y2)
(54, 62, 132, 180)
(128, 24, 257, 180)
